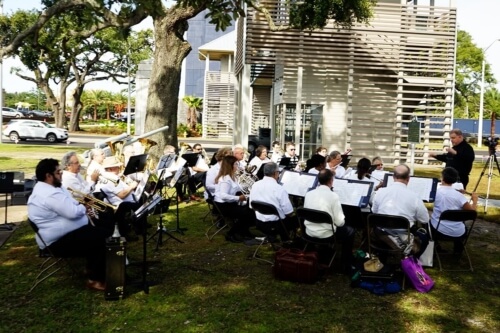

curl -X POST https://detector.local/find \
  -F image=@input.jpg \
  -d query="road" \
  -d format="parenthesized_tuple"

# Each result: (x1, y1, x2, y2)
(0, 133, 231, 153)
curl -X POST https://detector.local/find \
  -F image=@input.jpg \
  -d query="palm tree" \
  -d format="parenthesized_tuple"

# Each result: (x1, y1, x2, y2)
(485, 88, 500, 137)
(182, 96, 203, 130)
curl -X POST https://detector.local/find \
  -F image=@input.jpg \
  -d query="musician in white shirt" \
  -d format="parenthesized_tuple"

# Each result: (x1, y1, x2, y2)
(62, 152, 98, 194)
(99, 156, 138, 206)
(303, 169, 354, 273)
(86, 148, 105, 182)
(233, 144, 247, 169)
(214, 155, 255, 242)
(326, 151, 346, 178)
(204, 146, 233, 199)
(248, 145, 270, 176)
(28, 158, 108, 291)
(249, 162, 296, 241)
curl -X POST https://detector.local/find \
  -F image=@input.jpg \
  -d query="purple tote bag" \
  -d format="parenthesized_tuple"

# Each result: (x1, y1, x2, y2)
(401, 256, 434, 293)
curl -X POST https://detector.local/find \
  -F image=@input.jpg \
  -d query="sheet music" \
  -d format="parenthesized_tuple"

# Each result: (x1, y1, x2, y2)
(333, 179, 373, 207)
(384, 174, 438, 202)
(370, 170, 389, 183)
(134, 169, 151, 198)
(279, 170, 318, 197)
(134, 194, 162, 219)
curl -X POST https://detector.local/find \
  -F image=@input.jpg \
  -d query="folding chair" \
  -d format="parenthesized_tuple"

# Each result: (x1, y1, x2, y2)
(250, 201, 289, 264)
(367, 213, 411, 288)
(433, 210, 477, 272)
(296, 207, 337, 268)
(204, 198, 230, 240)
(28, 219, 77, 292)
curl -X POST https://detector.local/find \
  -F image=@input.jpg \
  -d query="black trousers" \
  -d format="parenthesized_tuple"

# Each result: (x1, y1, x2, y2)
(48, 224, 108, 281)
(217, 202, 255, 236)
(256, 216, 298, 241)
(335, 224, 355, 271)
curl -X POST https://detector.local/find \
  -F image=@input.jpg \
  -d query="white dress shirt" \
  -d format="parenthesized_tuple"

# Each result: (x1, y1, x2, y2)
(100, 180, 135, 206)
(28, 182, 88, 249)
(62, 170, 95, 194)
(204, 162, 220, 198)
(303, 185, 345, 238)
(249, 176, 293, 221)
(430, 186, 468, 237)
(372, 182, 429, 227)
(214, 175, 240, 203)
(248, 156, 270, 176)
(86, 160, 105, 182)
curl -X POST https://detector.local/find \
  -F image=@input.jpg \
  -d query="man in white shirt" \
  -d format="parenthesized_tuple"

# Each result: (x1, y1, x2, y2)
(62, 151, 98, 195)
(372, 164, 430, 257)
(28, 158, 109, 291)
(326, 151, 346, 178)
(372, 164, 429, 228)
(249, 162, 297, 241)
(233, 144, 247, 169)
(99, 156, 138, 206)
(303, 169, 354, 273)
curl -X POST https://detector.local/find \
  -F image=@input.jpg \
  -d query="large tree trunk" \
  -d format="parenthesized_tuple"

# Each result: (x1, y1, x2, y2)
(144, 13, 193, 163)
(69, 86, 84, 132)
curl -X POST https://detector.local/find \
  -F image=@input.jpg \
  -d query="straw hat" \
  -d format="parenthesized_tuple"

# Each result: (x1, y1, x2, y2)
(102, 156, 123, 169)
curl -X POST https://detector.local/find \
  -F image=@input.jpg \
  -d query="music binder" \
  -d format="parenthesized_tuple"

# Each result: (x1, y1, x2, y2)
(278, 170, 318, 197)
(333, 179, 374, 208)
(383, 173, 438, 203)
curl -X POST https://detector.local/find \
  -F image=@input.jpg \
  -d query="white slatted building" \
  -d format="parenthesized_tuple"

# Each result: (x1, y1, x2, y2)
(200, 0, 457, 165)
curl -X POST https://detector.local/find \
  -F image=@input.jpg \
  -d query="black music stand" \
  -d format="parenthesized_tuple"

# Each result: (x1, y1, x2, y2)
(0, 172, 15, 231)
(164, 161, 188, 235)
(147, 181, 183, 250)
(132, 194, 162, 294)
(156, 154, 176, 171)
(124, 154, 148, 176)
(256, 162, 270, 180)
(181, 153, 200, 167)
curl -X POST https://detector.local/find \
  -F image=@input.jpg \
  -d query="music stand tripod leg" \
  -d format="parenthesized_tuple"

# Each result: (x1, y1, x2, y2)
(167, 186, 187, 235)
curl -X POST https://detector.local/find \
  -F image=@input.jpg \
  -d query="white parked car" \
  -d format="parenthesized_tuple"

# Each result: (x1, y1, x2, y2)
(3, 120, 68, 143)
(2, 107, 25, 118)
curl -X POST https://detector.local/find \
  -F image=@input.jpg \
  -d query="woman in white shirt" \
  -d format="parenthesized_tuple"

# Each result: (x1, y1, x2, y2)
(248, 145, 270, 176)
(214, 156, 255, 242)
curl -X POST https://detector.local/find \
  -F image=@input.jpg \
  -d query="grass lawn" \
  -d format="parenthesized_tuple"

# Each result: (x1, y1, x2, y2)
(0, 145, 499, 332)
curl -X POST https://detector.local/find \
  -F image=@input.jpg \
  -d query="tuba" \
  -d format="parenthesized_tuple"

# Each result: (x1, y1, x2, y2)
(107, 140, 126, 165)
(179, 142, 192, 156)
(137, 138, 157, 155)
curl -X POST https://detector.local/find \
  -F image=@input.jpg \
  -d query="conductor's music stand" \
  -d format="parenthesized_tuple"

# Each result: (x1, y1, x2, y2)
(0, 172, 15, 231)
(124, 154, 148, 176)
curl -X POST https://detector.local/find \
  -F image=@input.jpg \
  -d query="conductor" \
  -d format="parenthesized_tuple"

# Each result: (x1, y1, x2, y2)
(429, 129, 475, 189)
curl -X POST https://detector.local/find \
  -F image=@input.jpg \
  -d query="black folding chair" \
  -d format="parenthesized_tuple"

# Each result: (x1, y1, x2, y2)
(28, 219, 78, 292)
(204, 196, 231, 240)
(433, 210, 477, 272)
(250, 201, 289, 264)
(296, 207, 336, 268)
(367, 213, 411, 288)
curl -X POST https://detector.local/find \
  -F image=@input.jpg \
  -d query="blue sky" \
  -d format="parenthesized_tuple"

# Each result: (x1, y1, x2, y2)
(2, 0, 500, 93)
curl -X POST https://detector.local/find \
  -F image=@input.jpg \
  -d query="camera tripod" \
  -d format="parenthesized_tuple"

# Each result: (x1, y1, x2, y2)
(472, 149, 500, 213)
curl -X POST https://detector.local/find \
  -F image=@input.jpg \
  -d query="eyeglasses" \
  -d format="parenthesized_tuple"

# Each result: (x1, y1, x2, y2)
(373, 164, 383, 167)
(52, 170, 62, 176)
(289, 148, 296, 151)
(69, 161, 80, 165)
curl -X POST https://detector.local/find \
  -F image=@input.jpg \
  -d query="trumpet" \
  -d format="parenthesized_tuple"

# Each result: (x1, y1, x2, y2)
(67, 187, 117, 212)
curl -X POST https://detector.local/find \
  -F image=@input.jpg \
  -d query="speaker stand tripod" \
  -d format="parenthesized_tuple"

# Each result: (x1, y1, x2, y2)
(472, 150, 500, 213)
